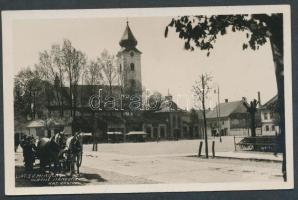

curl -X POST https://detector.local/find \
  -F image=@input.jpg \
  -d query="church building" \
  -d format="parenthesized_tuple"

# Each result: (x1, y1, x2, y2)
(44, 21, 202, 142)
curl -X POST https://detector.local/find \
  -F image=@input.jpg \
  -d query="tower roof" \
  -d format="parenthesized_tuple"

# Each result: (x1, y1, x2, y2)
(119, 22, 138, 49)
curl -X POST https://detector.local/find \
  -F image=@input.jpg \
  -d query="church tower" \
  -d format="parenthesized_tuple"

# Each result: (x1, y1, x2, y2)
(117, 21, 142, 96)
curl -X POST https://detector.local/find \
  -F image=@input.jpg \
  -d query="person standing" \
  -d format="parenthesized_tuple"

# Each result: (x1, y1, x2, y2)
(20, 136, 37, 171)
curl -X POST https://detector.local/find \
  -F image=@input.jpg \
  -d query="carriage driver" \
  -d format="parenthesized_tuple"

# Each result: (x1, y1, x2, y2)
(20, 135, 37, 171)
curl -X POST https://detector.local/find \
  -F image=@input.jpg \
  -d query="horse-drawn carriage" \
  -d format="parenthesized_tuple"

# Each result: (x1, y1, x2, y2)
(21, 132, 83, 176)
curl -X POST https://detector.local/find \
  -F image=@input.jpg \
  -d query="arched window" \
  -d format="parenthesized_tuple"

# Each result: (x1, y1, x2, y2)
(119, 64, 122, 72)
(130, 63, 135, 71)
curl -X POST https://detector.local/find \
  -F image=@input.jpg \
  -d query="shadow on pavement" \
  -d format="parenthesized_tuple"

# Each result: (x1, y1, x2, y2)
(78, 173, 107, 184)
(15, 165, 106, 187)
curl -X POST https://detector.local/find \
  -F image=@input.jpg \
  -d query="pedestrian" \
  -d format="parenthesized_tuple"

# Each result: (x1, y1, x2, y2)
(20, 135, 37, 171)
(14, 133, 20, 152)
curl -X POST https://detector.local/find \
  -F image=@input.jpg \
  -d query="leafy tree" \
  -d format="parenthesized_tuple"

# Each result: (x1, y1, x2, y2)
(14, 68, 47, 120)
(14, 78, 27, 120)
(165, 14, 286, 180)
(193, 73, 212, 158)
(147, 91, 164, 111)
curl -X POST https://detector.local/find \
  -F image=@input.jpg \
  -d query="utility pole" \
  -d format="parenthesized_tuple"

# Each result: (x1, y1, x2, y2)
(217, 86, 222, 142)
(215, 102, 219, 138)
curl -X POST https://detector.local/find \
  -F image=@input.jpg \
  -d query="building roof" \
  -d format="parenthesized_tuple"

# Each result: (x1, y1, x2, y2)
(206, 100, 247, 119)
(107, 131, 123, 135)
(26, 120, 45, 128)
(119, 22, 138, 49)
(260, 95, 278, 110)
(126, 131, 146, 135)
(26, 118, 67, 129)
(155, 100, 180, 113)
(76, 84, 122, 107)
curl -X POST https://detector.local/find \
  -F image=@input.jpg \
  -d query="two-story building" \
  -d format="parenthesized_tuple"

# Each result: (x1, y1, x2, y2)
(206, 99, 261, 136)
(259, 95, 280, 136)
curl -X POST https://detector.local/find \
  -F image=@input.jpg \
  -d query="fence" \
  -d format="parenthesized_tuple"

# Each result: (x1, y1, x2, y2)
(233, 136, 280, 152)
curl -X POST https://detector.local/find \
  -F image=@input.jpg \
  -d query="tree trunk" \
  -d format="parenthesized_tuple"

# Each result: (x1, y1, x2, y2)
(271, 43, 286, 181)
(73, 86, 77, 118)
(60, 77, 64, 117)
(54, 87, 61, 116)
(92, 112, 98, 151)
(33, 92, 36, 119)
(69, 65, 73, 118)
(250, 111, 256, 137)
(269, 17, 286, 181)
(202, 95, 208, 158)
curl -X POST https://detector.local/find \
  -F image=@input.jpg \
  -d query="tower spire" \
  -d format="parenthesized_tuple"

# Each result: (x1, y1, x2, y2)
(166, 89, 172, 101)
(119, 21, 138, 49)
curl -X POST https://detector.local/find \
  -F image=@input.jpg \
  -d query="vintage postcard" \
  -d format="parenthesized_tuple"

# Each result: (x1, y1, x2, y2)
(2, 5, 293, 195)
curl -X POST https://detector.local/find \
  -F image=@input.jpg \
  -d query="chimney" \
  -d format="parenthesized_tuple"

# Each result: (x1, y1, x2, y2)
(225, 99, 228, 103)
(258, 91, 261, 106)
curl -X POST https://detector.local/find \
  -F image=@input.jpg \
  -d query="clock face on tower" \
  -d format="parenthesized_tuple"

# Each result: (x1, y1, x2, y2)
(118, 22, 142, 95)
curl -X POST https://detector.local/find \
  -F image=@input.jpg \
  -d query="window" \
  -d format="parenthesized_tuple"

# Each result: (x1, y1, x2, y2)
(265, 125, 269, 131)
(130, 51, 134, 57)
(119, 64, 122, 72)
(272, 125, 275, 131)
(264, 113, 268, 120)
(130, 63, 135, 71)
(270, 112, 274, 119)
(146, 127, 152, 134)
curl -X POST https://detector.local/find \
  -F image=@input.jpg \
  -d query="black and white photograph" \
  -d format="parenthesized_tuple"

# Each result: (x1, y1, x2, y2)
(2, 5, 293, 195)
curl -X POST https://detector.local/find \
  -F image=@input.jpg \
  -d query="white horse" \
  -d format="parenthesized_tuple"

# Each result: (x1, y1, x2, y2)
(62, 133, 83, 176)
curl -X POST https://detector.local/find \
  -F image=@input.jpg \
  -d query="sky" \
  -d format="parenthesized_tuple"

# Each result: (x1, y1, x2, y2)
(12, 16, 277, 110)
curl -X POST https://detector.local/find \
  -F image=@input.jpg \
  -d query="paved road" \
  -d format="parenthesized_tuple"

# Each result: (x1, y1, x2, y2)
(15, 138, 283, 186)
(82, 149, 282, 184)
(80, 139, 282, 184)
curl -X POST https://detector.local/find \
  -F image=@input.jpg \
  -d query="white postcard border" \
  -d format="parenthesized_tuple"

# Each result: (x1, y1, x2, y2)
(2, 5, 294, 195)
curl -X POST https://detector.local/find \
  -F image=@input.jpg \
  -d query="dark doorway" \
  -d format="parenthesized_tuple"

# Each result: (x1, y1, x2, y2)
(153, 127, 158, 139)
